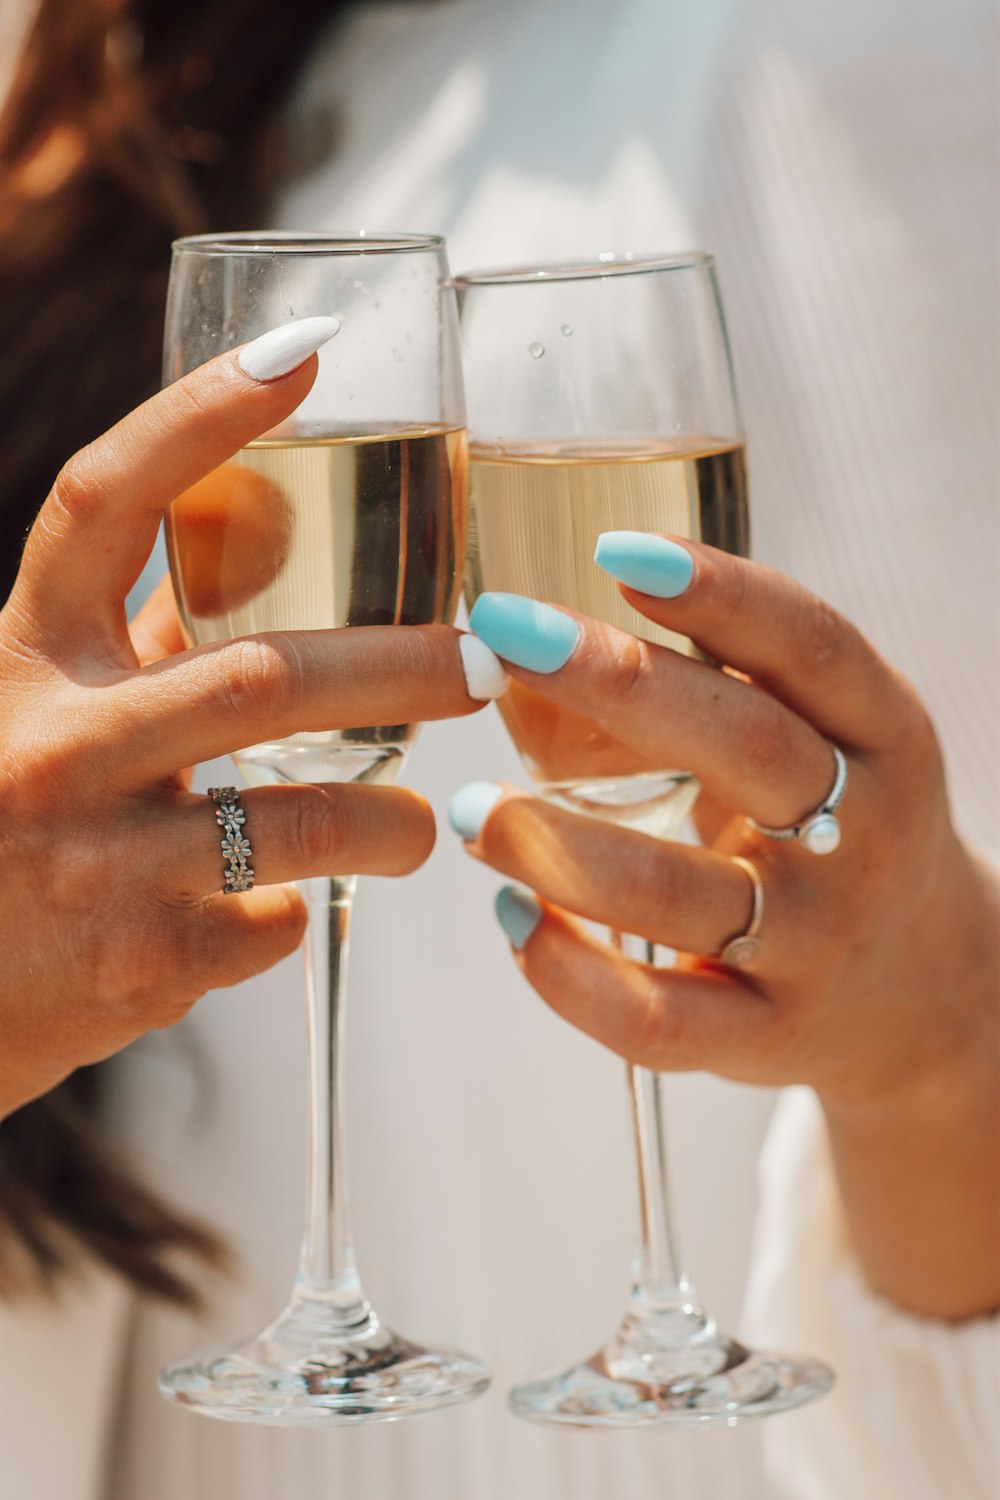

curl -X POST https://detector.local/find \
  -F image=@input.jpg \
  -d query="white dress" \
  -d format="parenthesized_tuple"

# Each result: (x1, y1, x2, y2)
(1, 2, 997, 1498)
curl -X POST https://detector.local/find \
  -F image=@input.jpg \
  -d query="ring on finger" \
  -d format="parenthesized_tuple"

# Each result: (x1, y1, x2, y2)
(209, 786, 255, 893)
(746, 744, 848, 855)
(719, 856, 764, 967)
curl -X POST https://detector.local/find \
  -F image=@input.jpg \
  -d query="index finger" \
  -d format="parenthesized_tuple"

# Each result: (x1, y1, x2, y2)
(15, 319, 340, 653)
(595, 534, 912, 752)
(103, 624, 497, 781)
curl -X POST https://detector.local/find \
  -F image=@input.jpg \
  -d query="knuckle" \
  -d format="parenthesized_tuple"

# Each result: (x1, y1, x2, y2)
(604, 633, 653, 707)
(46, 831, 118, 922)
(131, 967, 199, 1030)
(51, 446, 105, 524)
(796, 594, 848, 675)
(163, 373, 213, 428)
(147, 993, 198, 1029)
(199, 634, 302, 723)
(292, 788, 342, 868)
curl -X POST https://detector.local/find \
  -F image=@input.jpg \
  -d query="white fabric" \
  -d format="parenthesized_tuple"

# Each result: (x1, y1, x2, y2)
(2, 0, 997, 1497)
(744, 1090, 1000, 1500)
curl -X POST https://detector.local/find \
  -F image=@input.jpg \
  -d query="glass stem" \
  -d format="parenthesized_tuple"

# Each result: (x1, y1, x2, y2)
(611, 932, 692, 1313)
(295, 875, 371, 1328)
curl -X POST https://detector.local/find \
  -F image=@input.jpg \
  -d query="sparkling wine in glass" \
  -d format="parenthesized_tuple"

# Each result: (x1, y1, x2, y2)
(159, 232, 489, 1424)
(458, 251, 833, 1427)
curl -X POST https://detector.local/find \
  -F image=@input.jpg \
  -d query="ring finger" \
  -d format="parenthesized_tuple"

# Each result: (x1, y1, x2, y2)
(449, 782, 775, 961)
(153, 782, 436, 900)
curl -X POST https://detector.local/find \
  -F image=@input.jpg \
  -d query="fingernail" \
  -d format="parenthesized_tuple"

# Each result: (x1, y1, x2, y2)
(469, 593, 579, 674)
(448, 781, 502, 841)
(495, 885, 543, 951)
(238, 316, 341, 381)
(594, 532, 693, 598)
(459, 633, 509, 700)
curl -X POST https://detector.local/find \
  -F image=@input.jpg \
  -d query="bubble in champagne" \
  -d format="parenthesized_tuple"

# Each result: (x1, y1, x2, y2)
(528, 342, 545, 359)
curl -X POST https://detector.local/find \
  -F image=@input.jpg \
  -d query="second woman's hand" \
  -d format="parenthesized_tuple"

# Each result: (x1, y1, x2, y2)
(452, 536, 1000, 1320)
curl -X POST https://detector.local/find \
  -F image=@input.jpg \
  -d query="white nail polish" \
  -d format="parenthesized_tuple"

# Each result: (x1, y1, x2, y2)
(459, 634, 509, 700)
(238, 316, 341, 382)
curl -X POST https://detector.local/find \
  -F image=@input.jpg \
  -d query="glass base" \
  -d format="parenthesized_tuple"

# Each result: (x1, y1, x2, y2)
(510, 1306, 833, 1429)
(159, 1302, 490, 1426)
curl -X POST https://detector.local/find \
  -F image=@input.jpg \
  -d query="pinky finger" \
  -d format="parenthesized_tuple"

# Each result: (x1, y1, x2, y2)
(158, 884, 307, 1024)
(495, 887, 770, 1074)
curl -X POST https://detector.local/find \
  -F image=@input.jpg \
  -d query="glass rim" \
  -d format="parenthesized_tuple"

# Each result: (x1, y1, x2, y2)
(171, 230, 446, 257)
(455, 249, 714, 287)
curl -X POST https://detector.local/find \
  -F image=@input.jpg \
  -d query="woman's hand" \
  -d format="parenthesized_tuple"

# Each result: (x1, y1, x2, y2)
(453, 537, 1000, 1318)
(0, 335, 497, 1121)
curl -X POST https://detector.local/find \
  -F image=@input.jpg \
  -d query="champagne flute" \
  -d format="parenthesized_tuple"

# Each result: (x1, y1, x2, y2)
(458, 251, 833, 1427)
(159, 232, 489, 1423)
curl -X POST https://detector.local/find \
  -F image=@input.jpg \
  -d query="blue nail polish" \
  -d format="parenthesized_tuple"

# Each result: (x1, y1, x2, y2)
(495, 885, 543, 952)
(594, 532, 694, 598)
(468, 593, 580, 674)
(448, 781, 502, 841)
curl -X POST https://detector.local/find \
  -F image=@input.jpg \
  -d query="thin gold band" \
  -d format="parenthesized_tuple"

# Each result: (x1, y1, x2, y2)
(719, 856, 764, 967)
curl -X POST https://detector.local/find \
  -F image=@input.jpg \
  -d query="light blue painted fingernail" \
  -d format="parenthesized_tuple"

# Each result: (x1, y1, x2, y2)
(495, 885, 543, 952)
(594, 532, 694, 598)
(468, 593, 580, 674)
(448, 781, 502, 841)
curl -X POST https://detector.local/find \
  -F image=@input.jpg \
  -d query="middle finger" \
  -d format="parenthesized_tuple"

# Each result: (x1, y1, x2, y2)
(468, 594, 841, 832)
(450, 783, 761, 959)
(104, 624, 495, 782)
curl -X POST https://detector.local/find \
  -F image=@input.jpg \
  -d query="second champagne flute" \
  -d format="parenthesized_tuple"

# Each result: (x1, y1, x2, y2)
(159, 232, 489, 1423)
(458, 251, 833, 1427)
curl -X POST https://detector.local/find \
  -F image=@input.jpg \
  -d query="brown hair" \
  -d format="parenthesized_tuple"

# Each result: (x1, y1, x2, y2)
(0, 0, 344, 1304)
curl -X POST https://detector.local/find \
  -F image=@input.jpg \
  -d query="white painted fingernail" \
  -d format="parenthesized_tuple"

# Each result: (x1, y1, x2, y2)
(238, 316, 341, 381)
(459, 634, 509, 700)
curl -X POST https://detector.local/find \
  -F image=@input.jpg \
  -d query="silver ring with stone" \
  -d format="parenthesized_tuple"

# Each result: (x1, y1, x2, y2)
(209, 786, 254, 894)
(719, 857, 764, 967)
(746, 746, 848, 856)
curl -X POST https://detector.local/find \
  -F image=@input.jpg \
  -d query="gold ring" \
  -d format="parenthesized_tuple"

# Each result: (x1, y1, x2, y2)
(719, 856, 763, 966)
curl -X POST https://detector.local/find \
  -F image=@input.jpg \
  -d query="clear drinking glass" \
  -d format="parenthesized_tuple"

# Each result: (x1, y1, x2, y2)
(159, 232, 489, 1423)
(458, 251, 833, 1427)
